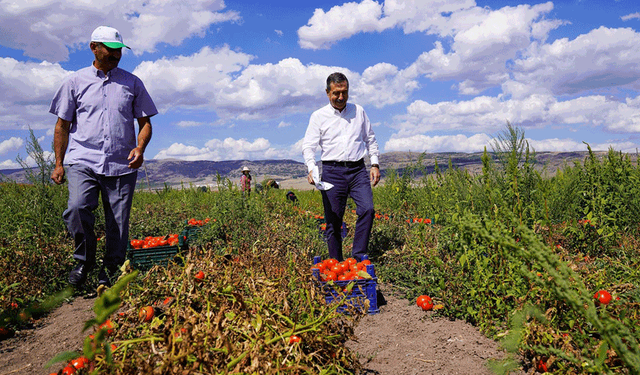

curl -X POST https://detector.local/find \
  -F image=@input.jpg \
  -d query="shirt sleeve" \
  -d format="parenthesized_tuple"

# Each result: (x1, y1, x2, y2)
(49, 75, 76, 122)
(302, 112, 321, 172)
(362, 108, 379, 165)
(133, 76, 158, 119)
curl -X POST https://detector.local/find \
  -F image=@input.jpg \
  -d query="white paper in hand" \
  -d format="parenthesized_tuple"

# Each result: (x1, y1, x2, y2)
(312, 166, 333, 190)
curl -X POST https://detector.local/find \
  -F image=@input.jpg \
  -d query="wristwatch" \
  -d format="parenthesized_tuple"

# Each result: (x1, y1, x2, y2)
(371, 164, 379, 169)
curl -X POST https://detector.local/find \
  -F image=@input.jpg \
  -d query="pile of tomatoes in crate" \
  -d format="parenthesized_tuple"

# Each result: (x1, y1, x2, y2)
(311, 257, 372, 282)
(129, 234, 182, 249)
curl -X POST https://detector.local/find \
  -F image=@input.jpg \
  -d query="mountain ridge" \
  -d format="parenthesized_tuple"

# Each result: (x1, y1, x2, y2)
(0, 150, 626, 190)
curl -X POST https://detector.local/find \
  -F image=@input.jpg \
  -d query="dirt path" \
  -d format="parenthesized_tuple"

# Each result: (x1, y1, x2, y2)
(0, 284, 523, 375)
(0, 296, 95, 375)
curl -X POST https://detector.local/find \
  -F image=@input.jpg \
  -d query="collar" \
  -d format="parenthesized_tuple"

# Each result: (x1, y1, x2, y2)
(330, 103, 351, 116)
(91, 63, 118, 78)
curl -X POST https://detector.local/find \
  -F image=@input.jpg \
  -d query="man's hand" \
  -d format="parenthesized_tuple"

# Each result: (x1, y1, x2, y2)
(51, 165, 66, 185)
(128, 147, 144, 169)
(307, 170, 315, 185)
(370, 166, 380, 186)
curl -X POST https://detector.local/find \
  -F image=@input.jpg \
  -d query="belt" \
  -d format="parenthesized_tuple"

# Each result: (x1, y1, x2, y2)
(322, 158, 364, 167)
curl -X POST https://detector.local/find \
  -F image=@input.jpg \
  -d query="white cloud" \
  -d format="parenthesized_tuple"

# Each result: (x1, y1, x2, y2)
(299, 1, 565, 95)
(298, 0, 386, 50)
(175, 120, 206, 127)
(0, 159, 21, 170)
(405, 3, 563, 94)
(0, 137, 24, 155)
(392, 94, 640, 137)
(0, 58, 72, 131)
(298, 0, 478, 50)
(134, 44, 421, 120)
(153, 137, 300, 161)
(275, 29, 284, 36)
(621, 12, 640, 21)
(0, 0, 240, 62)
(384, 133, 493, 152)
(277, 121, 291, 128)
(509, 27, 640, 97)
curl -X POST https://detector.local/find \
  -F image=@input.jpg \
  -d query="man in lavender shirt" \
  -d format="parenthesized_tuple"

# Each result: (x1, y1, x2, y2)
(50, 26, 158, 287)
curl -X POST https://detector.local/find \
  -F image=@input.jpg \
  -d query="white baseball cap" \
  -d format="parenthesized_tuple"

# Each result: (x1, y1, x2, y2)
(91, 26, 130, 49)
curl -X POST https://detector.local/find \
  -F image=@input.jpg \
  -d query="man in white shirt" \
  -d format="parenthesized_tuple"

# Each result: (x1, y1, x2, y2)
(302, 72, 380, 262)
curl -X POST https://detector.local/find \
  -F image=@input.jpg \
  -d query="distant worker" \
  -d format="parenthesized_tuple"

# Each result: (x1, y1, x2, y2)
(240, 166, 252, 196)
(302, 72, 380, 262)
(50, 26, 158, 288)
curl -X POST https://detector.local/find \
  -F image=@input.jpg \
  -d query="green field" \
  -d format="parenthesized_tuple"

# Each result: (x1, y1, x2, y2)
(1, 134, 639, 374)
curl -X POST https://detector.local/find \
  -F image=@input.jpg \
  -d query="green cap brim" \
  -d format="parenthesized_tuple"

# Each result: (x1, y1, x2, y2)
(102, 41, 130, 49)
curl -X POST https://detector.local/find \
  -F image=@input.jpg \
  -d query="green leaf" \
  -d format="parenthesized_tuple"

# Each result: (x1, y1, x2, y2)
(45, 351, 81, 368)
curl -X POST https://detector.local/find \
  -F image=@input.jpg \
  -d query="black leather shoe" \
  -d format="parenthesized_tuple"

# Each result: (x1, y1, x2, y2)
(68, 263, 92, 286)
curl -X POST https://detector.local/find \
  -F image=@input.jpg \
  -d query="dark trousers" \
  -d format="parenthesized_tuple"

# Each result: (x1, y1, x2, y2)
(64, 164, 137, 268)
(320, 162, 374, 262)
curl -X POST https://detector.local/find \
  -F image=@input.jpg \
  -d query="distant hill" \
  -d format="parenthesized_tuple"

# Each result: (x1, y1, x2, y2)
(0, 151, 629, 191)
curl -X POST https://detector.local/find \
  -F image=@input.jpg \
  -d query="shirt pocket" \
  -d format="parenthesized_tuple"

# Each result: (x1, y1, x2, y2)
(116, 90, 134, 112)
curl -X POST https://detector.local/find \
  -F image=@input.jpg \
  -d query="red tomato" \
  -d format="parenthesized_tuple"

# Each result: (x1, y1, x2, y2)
(70, 356, 89, 370)
(594, 290, 612, 305)
(324, 271, 337, 281)
(345, 258, 357, 266)
(331, 264, 343, 275)
(288, 335, 301, 344)
(100, 319, 115, 335)
(536, 359, 548, 372)
(360, 259, 371, 266)
(194, 271, 205, 281)
(324, 258, 338, 268)
(420, 299, 434, 311)
(61, 365, 77, 375)
(416, 295, 431, 307)
(139, 306, 155, 322)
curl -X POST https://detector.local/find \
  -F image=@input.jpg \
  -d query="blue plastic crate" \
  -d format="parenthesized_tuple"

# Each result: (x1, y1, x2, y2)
(311, 255, 379, 315)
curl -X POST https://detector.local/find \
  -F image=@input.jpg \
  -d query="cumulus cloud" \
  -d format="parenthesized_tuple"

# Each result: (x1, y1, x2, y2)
(508, 27, 640, 97)
(384, 133, 492, 152)
(299, 1, 563, 95)
(298, 0, 477, 49)
(0, 0, 240, 62)
(0, 58, 72, 130)
(277, 121, 291, 128)
(153, 136, 300, 161)
(0, 137, 24, 155)
(275, 29, 284, 36)
(135, 46, 414, 120)
(0, 159, 21, 170)
(392, 94, 640, 137)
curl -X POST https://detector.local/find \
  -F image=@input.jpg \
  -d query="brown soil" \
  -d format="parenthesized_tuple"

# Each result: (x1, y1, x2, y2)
(0, 284, 525, 375)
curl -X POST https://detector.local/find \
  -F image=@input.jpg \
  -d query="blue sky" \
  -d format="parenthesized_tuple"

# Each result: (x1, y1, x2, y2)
(1, 0, 640, 170)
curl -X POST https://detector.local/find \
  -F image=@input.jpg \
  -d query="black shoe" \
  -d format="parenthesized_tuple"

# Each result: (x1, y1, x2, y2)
(98, 264, 119, 287)
(69, 263, 93, 286)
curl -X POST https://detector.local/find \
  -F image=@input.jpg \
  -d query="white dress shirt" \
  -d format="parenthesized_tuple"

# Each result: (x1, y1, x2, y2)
(302, 103, 379, 172)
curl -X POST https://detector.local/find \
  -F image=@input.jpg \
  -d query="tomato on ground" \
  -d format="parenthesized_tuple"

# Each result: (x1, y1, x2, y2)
(594, 290, 612, 305)
(288, 335, 301, 344)
(139, 306, 155, 322)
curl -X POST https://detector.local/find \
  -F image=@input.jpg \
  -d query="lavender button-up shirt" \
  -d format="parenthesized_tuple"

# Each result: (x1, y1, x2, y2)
(50, 65, 158, 176)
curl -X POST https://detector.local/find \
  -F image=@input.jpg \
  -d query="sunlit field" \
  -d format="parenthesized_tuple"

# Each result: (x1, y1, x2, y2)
(1, 128, 639, 374)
